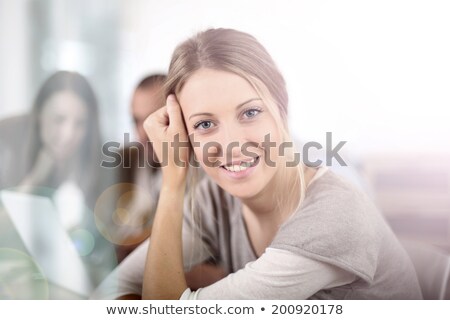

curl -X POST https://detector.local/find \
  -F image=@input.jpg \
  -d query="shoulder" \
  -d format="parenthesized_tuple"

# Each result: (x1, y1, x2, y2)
(300, 169, 380, 225)
(288, 169, 381, 232)
(0, 114, 31, 146)
(0, 114, 31, 130)
(271, 169, 386, 282)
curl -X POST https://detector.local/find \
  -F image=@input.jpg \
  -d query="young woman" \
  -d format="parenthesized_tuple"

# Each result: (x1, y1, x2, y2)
(0, 71, 116, 292)
(0, 71, 102, 210)
(92, 28, 422, 300)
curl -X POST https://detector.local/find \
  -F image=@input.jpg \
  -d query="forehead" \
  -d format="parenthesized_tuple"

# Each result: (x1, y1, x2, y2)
(178, 68, 258, 114)
(132, 86, 163, 114)
(42, 90, 87, 116)
(133, 85, 162, 104)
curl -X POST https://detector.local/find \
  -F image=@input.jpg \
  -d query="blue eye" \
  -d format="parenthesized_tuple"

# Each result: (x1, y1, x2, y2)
(193, 120, 214, 130)
(242, 107, 262, 119)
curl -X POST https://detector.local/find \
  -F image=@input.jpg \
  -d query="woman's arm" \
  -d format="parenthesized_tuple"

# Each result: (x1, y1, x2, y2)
(141, 95, 190, 300)
(185, 263, 227, 290)
(142, 183, 187, 299)
(17, 148, 55, 193)
(90, 235, 223, 299)
(181, 248, 356, 299)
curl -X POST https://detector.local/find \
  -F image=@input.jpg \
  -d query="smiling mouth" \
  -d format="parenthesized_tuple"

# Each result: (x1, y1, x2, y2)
(220, 156, 260, 172)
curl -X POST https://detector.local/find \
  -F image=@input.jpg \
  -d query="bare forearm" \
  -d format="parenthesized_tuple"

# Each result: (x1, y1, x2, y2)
(142, 94, 190, 299)
(142, 183, 187, 299)
(185, 263, 227, 290)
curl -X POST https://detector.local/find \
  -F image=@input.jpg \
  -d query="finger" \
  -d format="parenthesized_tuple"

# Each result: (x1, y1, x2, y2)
(155, 106, 170, 127)
(166, 94, 184, 127)
(144, 106, 168, 133)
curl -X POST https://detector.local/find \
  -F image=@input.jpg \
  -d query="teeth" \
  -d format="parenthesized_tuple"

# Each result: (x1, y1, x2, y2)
(223, 157, 257, 172)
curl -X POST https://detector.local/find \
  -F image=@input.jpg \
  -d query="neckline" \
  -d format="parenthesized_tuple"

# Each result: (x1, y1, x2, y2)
(307, 166, 329, 188)
(236, 166, 329, 259)
(236, 200, 259, 260)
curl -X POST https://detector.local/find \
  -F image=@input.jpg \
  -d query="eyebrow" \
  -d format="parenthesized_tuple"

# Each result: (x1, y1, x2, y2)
(188, 98, 262, 120)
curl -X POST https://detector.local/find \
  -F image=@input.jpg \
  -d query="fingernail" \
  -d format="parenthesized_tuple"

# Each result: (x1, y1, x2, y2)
(167, 94, 175, 102)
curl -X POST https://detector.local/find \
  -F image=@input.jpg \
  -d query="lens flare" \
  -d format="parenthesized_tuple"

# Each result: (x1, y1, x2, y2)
(0, 248, 49, 299)
(70, 229, 95, 257)
(94, 183, 154, 246)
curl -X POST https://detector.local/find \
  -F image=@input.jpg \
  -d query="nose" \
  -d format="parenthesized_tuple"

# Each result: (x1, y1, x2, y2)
(60, 123, 74, 144)
(215, 124, 248, 162)
(59, 121, 81, 148)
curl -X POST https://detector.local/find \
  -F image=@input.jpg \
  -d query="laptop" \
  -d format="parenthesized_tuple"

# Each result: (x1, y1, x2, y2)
(0, 190, 93, 298)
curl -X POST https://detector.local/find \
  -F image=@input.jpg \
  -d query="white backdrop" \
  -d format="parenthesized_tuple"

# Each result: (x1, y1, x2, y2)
(1, 0, 449, 156)
(117, 0, 450, 156)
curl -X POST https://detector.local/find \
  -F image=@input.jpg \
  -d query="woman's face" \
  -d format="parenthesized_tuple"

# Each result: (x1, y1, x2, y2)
(39, 90, 89, 161)
(178, 68, 282, 199)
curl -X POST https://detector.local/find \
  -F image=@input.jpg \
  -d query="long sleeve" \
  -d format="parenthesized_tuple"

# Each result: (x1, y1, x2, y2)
(90, 214, 213, 299)
(180, 248, 355, 299)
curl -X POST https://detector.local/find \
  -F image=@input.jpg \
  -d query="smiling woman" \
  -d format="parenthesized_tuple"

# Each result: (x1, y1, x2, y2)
(91, 28, 422, 300)
(178, 68, 284, 201)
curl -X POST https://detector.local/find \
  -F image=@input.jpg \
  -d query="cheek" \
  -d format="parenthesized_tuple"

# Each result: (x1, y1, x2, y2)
(73, 126, 87, 147)
(259, 121, 283, 154)
(190, 135, 203, 160)
(39, 119, 58, 146)
(194, 149, 218, 179)
(256, 117, 281, 140)
(137, 126, 147, 140)
(190, 138, 223, 177)
(192, 140, 217, 169)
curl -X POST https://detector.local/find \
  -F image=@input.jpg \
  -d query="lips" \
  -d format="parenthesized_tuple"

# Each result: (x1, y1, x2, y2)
(220, 156, 260, 172)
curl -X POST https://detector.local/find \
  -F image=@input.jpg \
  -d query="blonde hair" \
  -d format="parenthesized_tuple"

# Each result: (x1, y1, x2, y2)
(164, 28, 306, 229)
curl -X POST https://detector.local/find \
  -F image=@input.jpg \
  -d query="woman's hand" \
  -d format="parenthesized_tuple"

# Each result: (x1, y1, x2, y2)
(142, 94, 191, 299)
(21, 148, 56, 187)
(143, 94, 189, 188)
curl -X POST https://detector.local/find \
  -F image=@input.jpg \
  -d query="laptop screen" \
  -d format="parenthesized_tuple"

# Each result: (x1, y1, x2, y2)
(0, 190, 93, 298)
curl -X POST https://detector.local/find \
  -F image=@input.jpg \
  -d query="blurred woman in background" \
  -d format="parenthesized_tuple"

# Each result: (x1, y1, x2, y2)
(0, 71, 101, 211)
(0, 71, 116, 297)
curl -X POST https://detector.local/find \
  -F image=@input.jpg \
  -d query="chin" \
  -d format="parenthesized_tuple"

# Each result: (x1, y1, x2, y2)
(211, 177, 261, 200)
(226, 186, 258, 200)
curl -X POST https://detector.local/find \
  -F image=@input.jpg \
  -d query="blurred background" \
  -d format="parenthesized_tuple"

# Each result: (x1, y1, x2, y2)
(0, 0, 449, 299)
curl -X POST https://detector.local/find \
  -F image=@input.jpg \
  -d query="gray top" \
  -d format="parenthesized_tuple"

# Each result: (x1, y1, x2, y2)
(183, 168, 422, 299)
(92, 168, 422, 299)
